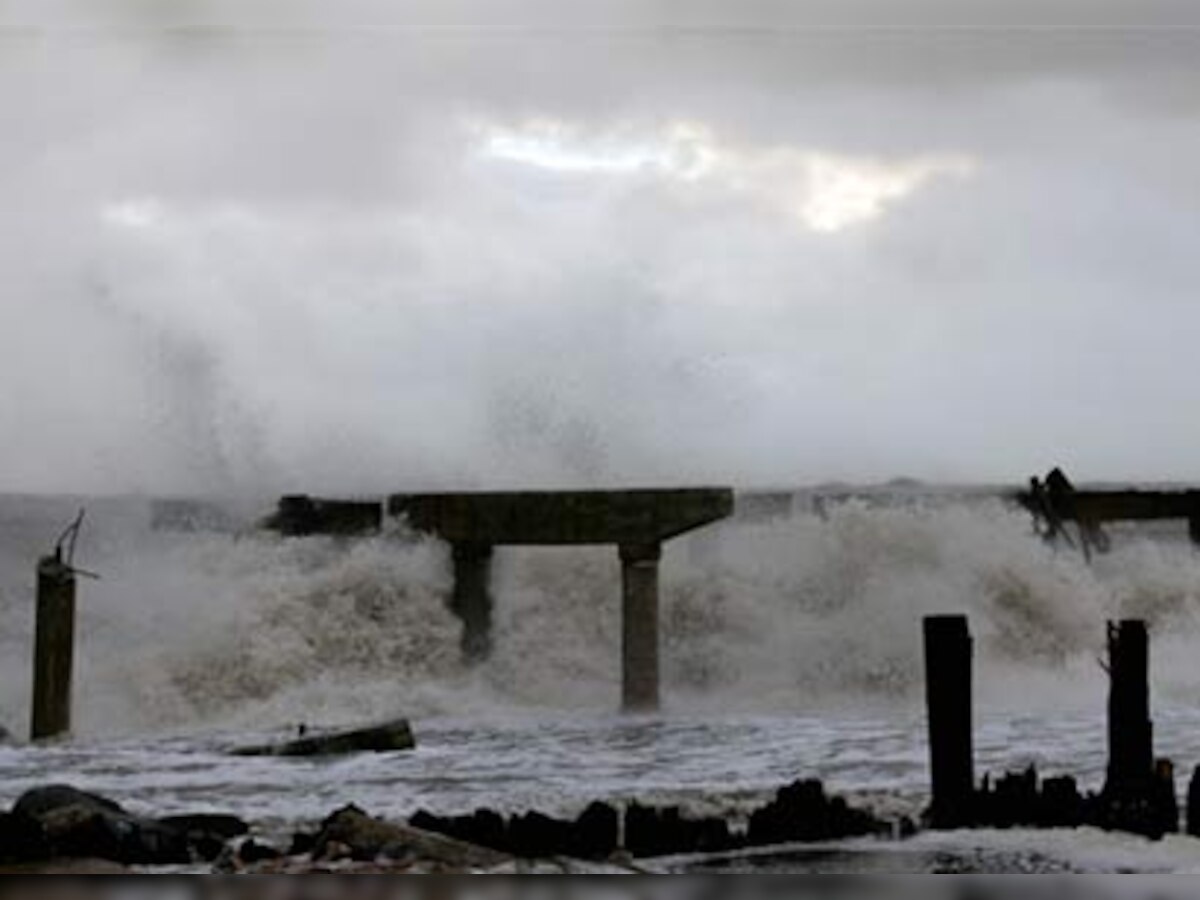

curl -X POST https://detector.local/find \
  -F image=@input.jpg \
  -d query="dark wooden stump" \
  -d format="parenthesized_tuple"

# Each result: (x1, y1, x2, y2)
(923, 614, 974, 828)
(1187, 765, 1200, 837)
(31, 554, 76, 741)
(1105, 620, 1152, 796)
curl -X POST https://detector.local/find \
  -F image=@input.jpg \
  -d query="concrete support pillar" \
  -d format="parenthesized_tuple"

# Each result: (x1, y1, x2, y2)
(31, 554, 76, 741)
(619, 542, 661, 713)
(923, 614, 974, 828)
(451, 543, 494, 663)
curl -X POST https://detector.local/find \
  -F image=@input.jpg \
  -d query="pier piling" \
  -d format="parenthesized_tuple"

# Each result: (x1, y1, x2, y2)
(30, 553, 77, 741)
(1187, 766, 1200, 837)
(451, 543, 494, 663)
(1105, 619, 1153, 795)
(923, 614, 974, 828)
(620, 542, 661, 713)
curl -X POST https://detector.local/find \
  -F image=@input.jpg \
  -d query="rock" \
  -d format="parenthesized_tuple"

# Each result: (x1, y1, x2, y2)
(313, 805, 508, 869)
(411, 803, 619, 862)
(159, 814, 250, 862)
(0, 723, 13, 745)
(411, 809, 509, 854)
(13, 785, 191, 865)
(0, 811, 50, 863)
(234, 719, 415, 757)
(237, 838, 283, 864)
(288, 831, 317, 856)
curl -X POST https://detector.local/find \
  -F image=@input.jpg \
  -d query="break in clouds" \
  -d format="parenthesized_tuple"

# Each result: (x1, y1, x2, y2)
(4, 0, 1200, 495)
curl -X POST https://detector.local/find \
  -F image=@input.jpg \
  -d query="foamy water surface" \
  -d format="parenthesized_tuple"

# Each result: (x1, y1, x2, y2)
(4, 491, 1200, 871)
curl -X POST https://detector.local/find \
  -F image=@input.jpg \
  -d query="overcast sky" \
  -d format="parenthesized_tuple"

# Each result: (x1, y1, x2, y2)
(4, 0, 1200, 494)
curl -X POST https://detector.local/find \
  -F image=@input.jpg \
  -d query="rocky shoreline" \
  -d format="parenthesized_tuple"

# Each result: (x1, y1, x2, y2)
(0, 779, 896, 874)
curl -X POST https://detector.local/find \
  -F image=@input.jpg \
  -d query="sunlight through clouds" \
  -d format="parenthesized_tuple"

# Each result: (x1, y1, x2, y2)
(473, 118, 976, 232)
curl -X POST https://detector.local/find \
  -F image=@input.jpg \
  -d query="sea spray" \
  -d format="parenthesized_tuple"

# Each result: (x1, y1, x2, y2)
(4, 494, 1200, 735)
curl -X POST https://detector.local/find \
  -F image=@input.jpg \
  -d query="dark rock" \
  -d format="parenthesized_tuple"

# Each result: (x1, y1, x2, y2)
(13, 785, 190, 865)
(288, 831, 317, 856)
(158, 814, 249, 842)
(13, 785, 123, 820)
(159, 814, 250, 862)
(0, 811, 51, 863)
(313, 805, 507, 869)
(411, 808, 510, 855)
(234, 719, 415, 757)
(237, 838, 283, 864)
(0, 723, 13, 745)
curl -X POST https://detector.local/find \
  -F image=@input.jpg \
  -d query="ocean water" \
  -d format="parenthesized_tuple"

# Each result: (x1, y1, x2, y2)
(4, 491, 1200, 872)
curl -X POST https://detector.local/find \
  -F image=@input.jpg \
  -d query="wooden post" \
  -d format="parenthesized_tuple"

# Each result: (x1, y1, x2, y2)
(1105, 619, 1153, 795)
(620, 542, 661, 713)
(30, 553, 77, 741)
(1186, 765, 1200, 837)
(1189, 516, 1200, 547)
(923, 614, 974, 828)
(450, 543, 494, 663)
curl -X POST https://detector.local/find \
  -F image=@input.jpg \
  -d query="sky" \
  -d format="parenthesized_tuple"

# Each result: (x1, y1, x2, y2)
(4, 0, 1200, 494)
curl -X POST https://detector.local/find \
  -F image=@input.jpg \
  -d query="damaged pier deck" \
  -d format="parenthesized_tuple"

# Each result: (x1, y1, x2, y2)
(1015, 468, 1200, 554)
(268, 488, 734, 712)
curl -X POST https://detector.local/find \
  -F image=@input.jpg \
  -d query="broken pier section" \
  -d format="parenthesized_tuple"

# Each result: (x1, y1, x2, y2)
(267, 488, 734, 712)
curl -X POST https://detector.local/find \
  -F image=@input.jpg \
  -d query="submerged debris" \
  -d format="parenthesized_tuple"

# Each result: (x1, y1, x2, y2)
(232, 719, 415, 757)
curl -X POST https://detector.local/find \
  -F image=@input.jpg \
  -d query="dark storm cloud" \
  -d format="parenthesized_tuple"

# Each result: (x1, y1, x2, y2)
(3, 0, 1200, 492)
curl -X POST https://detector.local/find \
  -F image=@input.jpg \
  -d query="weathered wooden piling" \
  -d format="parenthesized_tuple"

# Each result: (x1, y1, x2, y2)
(620, 542, 661, 712)
(1105, 619, 1153, 794)
(923, 614, 974, 828)
(30, 553, 77, 741)
(1099, 619, 1178, 837)
(451, 543, 494, 663)
(1187, 765, 1200, 837)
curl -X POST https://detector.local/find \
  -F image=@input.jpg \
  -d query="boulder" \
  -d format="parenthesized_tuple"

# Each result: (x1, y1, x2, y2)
(13, 785, 190, 865)
(312, 805, 508, 869)
(0, 811, 51, 863)
(410, 809, 508, 854)
(234, 720, 415, 757)
(158, 814, 250, 862)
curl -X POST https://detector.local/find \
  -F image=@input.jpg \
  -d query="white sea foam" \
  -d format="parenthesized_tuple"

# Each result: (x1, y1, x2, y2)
(4, 494, 1200, 734)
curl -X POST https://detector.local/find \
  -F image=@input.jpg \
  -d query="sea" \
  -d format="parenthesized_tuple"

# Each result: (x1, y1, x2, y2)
(5, 488, 1200, 873)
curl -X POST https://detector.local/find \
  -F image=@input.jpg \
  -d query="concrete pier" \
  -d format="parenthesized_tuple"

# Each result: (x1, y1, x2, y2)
(620, 542, 661, 713)
(269, 487, 733, 712)
(923, 614, 974, 829)
(31, 554, 77, 741)
(451, 543, 494, 663)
